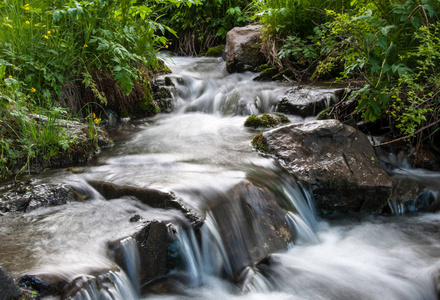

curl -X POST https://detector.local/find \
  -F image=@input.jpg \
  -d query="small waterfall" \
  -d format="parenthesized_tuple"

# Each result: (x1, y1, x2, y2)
(200, 212, 233, 277)
(67, 271, 137, 300)
(166, 57, 288, 116)
(171, 226, 204, 286)
(119, 237, 140, 294)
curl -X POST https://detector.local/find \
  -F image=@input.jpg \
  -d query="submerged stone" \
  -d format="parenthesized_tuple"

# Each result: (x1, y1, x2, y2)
(253, 119, 392, 214)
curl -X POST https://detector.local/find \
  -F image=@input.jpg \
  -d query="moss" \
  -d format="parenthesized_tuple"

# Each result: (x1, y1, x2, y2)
(131, 85, 159, 118)
(274, 113, 290, 123)
(245, 113, 290, 128)
(254, 67, 279, 81)
(251, 132, 269, 153)
(316, 107, 331, 120)
(205, 45, 225, 57)
(244, 115, 261, 128)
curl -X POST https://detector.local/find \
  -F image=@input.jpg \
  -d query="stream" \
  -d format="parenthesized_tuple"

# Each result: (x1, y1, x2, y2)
(1, 56, 440, 300)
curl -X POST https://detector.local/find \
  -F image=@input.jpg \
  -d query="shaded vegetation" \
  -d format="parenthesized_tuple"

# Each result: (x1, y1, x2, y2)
(0, 0, 184, 179)
(252, 0, 440, 149)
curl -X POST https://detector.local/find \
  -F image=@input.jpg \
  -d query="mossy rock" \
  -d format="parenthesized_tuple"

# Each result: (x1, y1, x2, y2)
(131, 90, 158, 118)
(254, 67, 279, 82)
(244, 113, 290, 129)
(251, 132, 269, 153)
(205, 45, 225, 57)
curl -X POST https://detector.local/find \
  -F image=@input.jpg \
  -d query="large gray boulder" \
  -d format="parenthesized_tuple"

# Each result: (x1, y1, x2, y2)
(223, 25, 265, 73)
(276, 87, 345, 117)
(252, 119, 392, 214)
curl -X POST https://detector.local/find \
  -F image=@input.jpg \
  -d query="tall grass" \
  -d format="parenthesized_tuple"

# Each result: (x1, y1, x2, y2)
(252, 0, 347, 37)
(0, 0, 179, 178)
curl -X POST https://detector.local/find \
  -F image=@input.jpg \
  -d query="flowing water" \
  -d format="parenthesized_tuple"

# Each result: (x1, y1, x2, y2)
(1, 56, 440, 300)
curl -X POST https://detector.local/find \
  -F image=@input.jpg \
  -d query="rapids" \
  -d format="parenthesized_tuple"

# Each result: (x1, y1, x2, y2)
(1, 56, 440, 300)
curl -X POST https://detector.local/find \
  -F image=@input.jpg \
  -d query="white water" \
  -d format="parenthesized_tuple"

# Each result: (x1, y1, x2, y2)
(1, 56, 440, 300)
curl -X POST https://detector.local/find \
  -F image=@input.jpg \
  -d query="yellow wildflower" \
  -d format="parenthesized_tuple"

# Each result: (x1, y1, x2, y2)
(7, 24, 12, 28)
(42, 25, 46, 27)
(35, 24, 39, 27)
(94, 118, 101, 124)
(165, 45, 168, 49)
(47, 30, 51, 34)
(52, 28, 55, 32)
(25, 3, 29, 6)
(31, 87, 36, 93)
(84, 44, 88, 48)
(93, 113, 96, 118)
(25, 7, 29, 10)
(8, 75, 12, 78)
(44, 35, 48, 39)
(25, 21, 30, 24)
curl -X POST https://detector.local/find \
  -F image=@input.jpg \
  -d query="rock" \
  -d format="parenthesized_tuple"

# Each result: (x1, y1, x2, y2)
(224, 25, 265, 73)
(276, 87, 345, 117)
(107, 221, 173, 287)
(409, 144, 440, 171)
(209, 180, 295, 277)
(253, 119, 392, 214)
(244, 113, 290, 129)
(0, 267, 22, 300)
(205, 45, 225, 57)
(30, 114, 112, 149)
(87, 180, 203, 227)
(152, 79, 174, 113)
(18, 274, 62, 297)
(0, 182, 78, 213)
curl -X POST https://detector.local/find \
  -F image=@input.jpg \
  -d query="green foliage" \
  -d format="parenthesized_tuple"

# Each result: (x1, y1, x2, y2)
(251, 0, 347, 38)
(158, 0, 251, 55)
(312, 0, 440, 137)
(0, 78, 71, 177)
(0, 0, 189, 177)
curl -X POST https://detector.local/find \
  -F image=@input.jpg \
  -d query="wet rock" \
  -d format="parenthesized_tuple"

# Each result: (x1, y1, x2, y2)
(244, 113, 290, 129)
(276, 87, 344, 117)
(254, 119, 392, 214)
(130, 214, 142, 222)
(209, 181, 295, 277)
(0, 182, 78, 213)
(390, 171, 440, 213)
(107, 220, 172, 287)
(60, 270, 127, 299)
(87, 180, 203, 227)
(0, 267, 22, 299)
(152, 80, 174, 113)
(205, 45, 225, 57)
(18, 274, 65, 298)
(224, 25, 266, 73)
(408, 144, 440, 171)
(30, 114, 112, 149)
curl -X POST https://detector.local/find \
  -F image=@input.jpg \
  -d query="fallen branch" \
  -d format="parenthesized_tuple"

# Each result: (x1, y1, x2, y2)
(373, 119, 440, 147)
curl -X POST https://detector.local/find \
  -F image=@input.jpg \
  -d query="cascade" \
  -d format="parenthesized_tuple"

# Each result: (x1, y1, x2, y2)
(1, 56, 440, 300)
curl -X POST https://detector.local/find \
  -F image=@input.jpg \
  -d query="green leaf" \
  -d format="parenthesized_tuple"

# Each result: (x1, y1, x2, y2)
(53, 10, 66, 22)
(370, 99, 381, 115)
